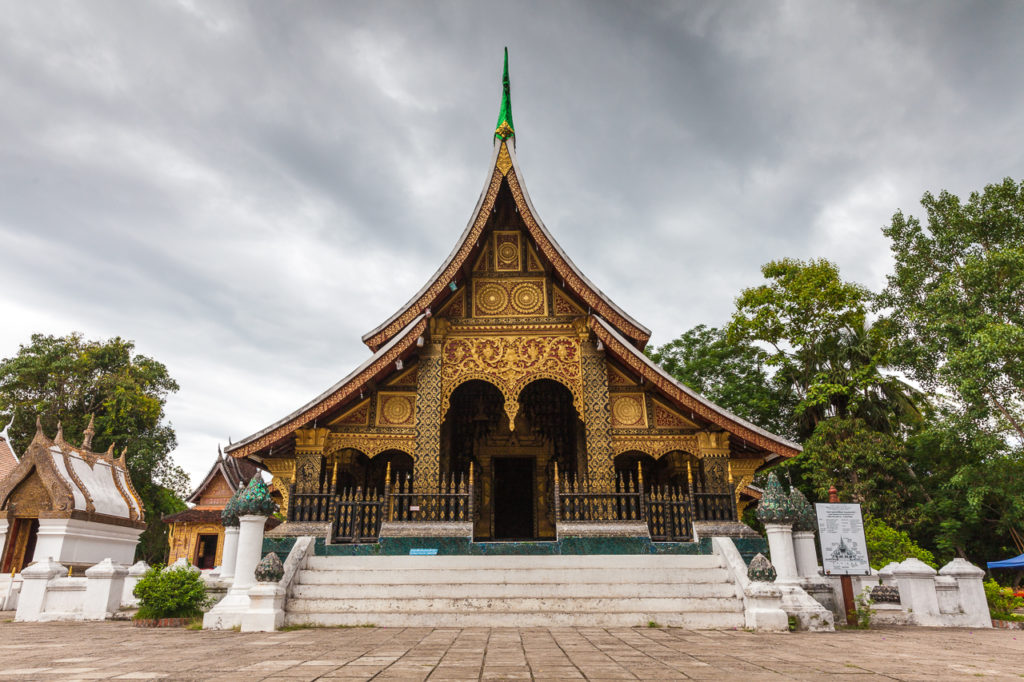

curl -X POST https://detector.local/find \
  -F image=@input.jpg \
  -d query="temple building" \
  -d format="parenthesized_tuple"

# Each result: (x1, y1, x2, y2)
(0, 418, 146, 573)
(224, 51, 800, 546)
(163, 448, 271, 568)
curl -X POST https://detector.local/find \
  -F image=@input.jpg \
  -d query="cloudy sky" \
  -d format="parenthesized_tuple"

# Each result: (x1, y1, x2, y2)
(2, 1, 1023, 485)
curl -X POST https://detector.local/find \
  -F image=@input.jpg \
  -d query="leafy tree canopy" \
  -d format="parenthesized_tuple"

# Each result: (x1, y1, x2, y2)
(646, 324, 792, 438)
(879, 177, 1024, 442)
(0, 333, 188, 562)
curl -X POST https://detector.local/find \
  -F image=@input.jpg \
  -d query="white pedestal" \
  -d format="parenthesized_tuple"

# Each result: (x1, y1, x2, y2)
(893, 558, 941, 626)
(121, 561, 149, 607)
(15, 558, 66, 622)
(241, 583, 286, 632)
(792, 530, 818, 578)
(743, 582, 790, 631)
(219, 526, 239, 582)
(764, 523, 799, 582)
(82, 558, 128, 620)
(203, 515, 267, 630)
(939, 558, 991, 628)
(33, 518, 142, 567)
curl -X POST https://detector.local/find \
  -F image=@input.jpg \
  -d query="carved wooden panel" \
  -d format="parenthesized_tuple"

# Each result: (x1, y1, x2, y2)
(472, 278, 547, 318)
(610, 393, 648, 428)
(493, 231, 521, 272)
(376, 393, 417, 428)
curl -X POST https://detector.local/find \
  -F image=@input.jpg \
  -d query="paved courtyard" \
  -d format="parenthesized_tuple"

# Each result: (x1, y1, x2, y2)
(0, 617, 1021, 681)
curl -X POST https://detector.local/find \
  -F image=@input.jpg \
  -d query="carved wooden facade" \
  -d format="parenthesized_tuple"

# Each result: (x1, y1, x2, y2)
(223, 66, 800, 540)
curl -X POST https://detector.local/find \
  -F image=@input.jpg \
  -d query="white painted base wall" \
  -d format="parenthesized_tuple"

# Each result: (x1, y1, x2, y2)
(33, 518, 142, 566)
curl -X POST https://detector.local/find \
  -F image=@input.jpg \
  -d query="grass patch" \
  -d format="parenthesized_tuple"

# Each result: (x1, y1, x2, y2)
(185, 618, 203, 631)
(646, 621, 661, 628)
(278, 623, 375, 631)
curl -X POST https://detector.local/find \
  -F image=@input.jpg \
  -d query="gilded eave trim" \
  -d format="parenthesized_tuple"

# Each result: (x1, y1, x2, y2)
(589, 315, 801, 460)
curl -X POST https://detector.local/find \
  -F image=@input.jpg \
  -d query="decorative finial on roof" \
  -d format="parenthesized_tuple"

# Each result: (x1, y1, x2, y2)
(217, 443, 223, 460)
(494, 47, 515, 141)
(35, 415, 43, 435)
(82, 414, 96, 451)
(119, 446, 128, 465)
(55, 421, 65, 445)
(105, 443, 116, 460)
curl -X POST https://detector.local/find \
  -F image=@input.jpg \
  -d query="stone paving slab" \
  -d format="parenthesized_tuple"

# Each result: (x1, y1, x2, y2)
(0, 617, 1021, 680)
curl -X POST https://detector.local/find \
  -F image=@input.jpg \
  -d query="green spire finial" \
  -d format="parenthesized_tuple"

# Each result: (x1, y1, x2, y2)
(495, 47, 515, 141)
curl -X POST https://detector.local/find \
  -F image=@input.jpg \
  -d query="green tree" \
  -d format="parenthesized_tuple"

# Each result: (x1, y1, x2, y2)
(0, 333, 188, 562)
(863, 515, 937, 570)
(879, 177, 1024, 441)
(728, 258, 924, 439)
(646, 324, 792, 437)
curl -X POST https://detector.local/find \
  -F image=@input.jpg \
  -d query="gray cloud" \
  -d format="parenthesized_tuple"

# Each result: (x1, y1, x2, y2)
(2, 0, 1023, 484)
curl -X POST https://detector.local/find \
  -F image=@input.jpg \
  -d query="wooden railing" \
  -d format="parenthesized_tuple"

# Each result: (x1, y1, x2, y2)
(645, 484, 693, 541)
(287, 485, 334, 523)
(386, 465, 474, 524)
(332, 487, 384, 543)
(692, 492, 736, 523)
(554, 461, 644, 523)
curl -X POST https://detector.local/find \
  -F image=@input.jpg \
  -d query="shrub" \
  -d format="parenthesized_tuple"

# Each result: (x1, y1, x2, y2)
(863, 516, 937, 570)
(133, 564, 212, 620)
(984, 578, 1024, 620)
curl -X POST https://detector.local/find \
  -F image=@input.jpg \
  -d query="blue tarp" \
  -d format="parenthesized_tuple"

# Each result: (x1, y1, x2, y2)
(988, 553, 1024, 569)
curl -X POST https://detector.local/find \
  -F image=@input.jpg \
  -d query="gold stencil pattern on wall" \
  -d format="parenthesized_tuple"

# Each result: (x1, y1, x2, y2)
(652, 401, 698, 429)
(472, 278, 547, 317)
(582, 352, 615, 491)
(552, 286, 585, 316)
(527, 243, 544, 272)
(376, 393, 416, 427)
(440, 335, 584, 428)
(328, 400, 371, 427)
(494, 231, 521, 271)
(610, 393, 647, 428)
(413, 351, 443, 491)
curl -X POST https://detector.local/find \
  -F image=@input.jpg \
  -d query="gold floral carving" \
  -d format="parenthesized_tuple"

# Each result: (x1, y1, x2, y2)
(496, 141, 513, 176)
(607, 364, 637, 387)
(611, 435, 698, 459)
(610, 394, 647, 428)
(413, 349, 443, 491)
(376, 393, 416, 427)
(325, 433, 416, 458)
(437, 288, 466, 318)
(265, 458, 295, 516)
(494, 231, 521, 272)
(652, 401, 698, 429)
(527, 243, 544, 272)
(582, 349, 615, 490)
(473, 278, 546, 318)
(552, 286, 584, 317)
(730, 457, 763, 509)
(329, 400, 370, 427)
(588, 317, 801, 458)
(440, 335, 584, 429)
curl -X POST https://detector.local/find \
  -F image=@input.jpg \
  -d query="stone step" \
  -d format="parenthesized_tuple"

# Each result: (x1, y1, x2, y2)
(285, 596, 744, 614)
(296, 566, 732, 585)
(291, 581, 739, 600)
(282, 610, 746, 628)
(304, 554, 721, 571)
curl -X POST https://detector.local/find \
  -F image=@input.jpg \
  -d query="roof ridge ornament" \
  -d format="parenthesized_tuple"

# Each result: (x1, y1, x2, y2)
(494, 47, 515, 141)
(82, 414, 96, 451)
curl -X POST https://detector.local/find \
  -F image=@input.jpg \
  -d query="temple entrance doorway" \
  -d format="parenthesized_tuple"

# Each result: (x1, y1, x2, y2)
(2, 517, 39, 574)
(493, 457, 535, 539)
(195, 534, 218, 570)
(441, 378, 582, 541)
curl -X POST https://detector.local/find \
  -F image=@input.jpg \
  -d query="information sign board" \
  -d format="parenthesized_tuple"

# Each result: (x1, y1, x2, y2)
(815, 502, 871, 575)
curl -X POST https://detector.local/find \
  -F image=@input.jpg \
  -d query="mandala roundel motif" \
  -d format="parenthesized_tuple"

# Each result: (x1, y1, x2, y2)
(476, 283, 509, 315)
(497, 242, 519, 266)
(510, 282, 542, 314)
(382, 396, 414, 425)
(612, 396, 644, 426)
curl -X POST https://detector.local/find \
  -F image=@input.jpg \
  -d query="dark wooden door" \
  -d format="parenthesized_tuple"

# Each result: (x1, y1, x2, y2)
(493, 457, 534, 539)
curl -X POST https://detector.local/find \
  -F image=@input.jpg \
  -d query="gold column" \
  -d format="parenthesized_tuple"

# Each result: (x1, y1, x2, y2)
(412, 338, 443, 493)
(581, 341, 614, 491)
(294, 427, 329, 493)
(265, 458, 296, 517)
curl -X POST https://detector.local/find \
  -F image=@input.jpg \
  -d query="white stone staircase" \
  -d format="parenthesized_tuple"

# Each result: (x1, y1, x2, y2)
(284, 554, 746, 628)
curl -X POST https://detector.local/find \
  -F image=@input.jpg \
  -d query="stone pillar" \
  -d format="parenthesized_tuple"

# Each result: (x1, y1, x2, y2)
(82, 558, 128, 620)
(219, 526, 240, 582)
(792, 530, 819, 578)
(233, 515, 268, 592)
(892, 558, 941, 626)
(939, 558, 991, 628)
(122, 560, 149, 607)
(413, 343, 443, 493)
(15, 557, 65, 622)
(242, 583, 286, 632)
(764, 523, 799, 582)
(581, 343, 614, 492)
(877, 561, 899, 585)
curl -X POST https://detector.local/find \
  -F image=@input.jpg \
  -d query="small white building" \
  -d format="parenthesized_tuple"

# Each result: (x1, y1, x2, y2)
(0, 418, 146, 573)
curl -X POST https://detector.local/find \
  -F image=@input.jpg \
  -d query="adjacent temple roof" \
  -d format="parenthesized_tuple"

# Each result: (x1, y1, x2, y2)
(0, 417, 146, 526)
(185, 445, 260, 506)
(0, 417, 18, 481)
(225, 51, 801, 462)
